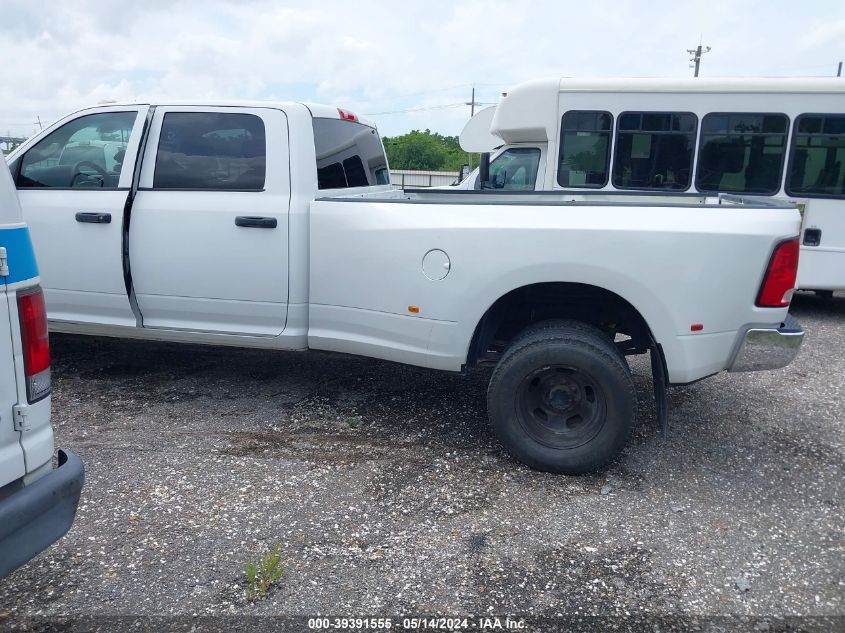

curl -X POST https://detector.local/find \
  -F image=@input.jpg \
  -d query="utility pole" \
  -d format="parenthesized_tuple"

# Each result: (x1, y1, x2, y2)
(464, 86, 483, 170)
(687, 43, 711, 77)
(465, 86, 481, 117)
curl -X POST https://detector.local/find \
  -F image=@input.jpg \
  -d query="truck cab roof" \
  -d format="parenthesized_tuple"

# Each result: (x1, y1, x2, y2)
(59, 100, 378, 130)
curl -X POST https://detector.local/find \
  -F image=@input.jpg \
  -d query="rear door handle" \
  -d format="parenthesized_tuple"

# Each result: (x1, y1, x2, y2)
(75, 212, 111, 224)
(803, 228, 822, 247)
(235, 216, 277, 229)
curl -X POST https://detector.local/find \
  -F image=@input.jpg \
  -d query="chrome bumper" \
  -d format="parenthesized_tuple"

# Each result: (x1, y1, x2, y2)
(728, 314, 804, 373)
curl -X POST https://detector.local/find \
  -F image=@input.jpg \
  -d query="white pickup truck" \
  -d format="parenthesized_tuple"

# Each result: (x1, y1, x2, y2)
(6, 101, 804, 473)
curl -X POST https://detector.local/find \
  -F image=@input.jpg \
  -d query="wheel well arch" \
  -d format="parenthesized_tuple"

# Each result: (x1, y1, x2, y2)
(466, 282, 654, 367)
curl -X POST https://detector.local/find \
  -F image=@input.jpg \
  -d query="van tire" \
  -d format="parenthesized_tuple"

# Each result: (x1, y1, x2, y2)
(487, 320, 636, 474)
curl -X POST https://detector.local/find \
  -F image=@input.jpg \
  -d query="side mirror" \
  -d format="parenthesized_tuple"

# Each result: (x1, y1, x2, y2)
(478, 152, 490, 189)
(459, 164, 470, 181)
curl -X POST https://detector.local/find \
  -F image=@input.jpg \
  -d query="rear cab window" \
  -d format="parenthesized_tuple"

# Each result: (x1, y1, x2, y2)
(312, 118, 390, 189)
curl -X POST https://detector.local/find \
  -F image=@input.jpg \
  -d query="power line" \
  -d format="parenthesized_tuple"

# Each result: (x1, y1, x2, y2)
(363, 103, 465, 116)
(361, 82, 508, 104)
(364, 83, 474, 102)
(364, 102, 494, 116)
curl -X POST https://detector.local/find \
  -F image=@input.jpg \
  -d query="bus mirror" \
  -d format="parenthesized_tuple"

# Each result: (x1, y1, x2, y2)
(479, 153, 490, 188)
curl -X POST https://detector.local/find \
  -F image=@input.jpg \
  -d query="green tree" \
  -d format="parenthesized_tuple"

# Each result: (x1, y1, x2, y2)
(382, 129, 468, 172)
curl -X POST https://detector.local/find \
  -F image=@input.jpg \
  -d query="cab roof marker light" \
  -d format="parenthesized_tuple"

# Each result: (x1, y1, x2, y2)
(337, 108, 358, 122)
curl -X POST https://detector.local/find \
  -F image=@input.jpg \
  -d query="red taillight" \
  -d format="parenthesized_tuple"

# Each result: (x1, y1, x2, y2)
(17, 286, 51, 402)
(756, 238, 800, 308)
(337, 108, 358, 122)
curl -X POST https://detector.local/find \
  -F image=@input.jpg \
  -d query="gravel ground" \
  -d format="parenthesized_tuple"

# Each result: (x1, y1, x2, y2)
(0, 292, 843, 630)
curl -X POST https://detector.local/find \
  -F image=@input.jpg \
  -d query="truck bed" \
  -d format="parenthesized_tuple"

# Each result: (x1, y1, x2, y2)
(308, 188, 801, 383)
(323, 187, 798, 210)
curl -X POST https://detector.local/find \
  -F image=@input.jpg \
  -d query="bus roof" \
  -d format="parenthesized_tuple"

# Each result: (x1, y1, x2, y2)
(488, 76, 845, 144)
(556, 77, 845, 94)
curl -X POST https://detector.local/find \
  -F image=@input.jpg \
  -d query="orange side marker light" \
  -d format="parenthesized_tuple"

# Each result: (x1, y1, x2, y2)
(408, 305, 420, 314)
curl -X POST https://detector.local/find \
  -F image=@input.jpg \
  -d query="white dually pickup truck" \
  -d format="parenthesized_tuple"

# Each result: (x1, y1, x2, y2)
(6, 101, 804, 473)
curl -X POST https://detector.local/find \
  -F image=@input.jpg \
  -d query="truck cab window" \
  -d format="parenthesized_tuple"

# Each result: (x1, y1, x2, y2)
(696, 113, 788, 195)
(612, 112, 697, 191)
(153, 112, 267, 190)
(787, 114, 845, 199)
(481, 147, 540, 190)
(558, 111, 612, 188)
(17, 111, 137, 189)
(312, 118, 389, 189)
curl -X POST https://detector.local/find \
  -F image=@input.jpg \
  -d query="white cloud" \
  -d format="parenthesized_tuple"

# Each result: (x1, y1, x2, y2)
(0, 0, 843, 139)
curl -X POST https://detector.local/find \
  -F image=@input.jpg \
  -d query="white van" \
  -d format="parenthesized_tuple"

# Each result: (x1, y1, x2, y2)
(0, 158, 83, 577)
(455, 77, 845, 293)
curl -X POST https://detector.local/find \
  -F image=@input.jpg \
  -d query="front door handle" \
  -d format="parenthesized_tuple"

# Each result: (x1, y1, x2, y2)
(235, 216, 277, 229)
(75, 212, 111, 224)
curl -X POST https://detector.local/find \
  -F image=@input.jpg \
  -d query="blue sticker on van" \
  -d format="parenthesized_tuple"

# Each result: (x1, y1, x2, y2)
(0, 226, 39, 285)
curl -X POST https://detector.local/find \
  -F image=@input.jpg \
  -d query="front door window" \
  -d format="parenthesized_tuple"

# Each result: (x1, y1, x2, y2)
(17, 111, 137, 189)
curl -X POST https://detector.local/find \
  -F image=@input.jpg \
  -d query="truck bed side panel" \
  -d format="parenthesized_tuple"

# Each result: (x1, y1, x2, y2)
(308, 199, 799, 383)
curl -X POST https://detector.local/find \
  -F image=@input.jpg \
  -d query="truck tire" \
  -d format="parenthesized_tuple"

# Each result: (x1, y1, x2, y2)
(487, 320, 636, 474)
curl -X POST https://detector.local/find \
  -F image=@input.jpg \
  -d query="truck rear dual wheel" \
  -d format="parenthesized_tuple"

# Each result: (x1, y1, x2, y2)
(487, 320, 636, 474)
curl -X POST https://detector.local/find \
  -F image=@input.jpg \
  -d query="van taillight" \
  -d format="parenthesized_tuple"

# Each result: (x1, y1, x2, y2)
(17, 286, 51, 402)
(756, 238, 800, 308)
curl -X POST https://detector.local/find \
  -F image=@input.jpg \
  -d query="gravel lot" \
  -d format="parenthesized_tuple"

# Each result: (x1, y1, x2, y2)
(0, 293, 843, 630)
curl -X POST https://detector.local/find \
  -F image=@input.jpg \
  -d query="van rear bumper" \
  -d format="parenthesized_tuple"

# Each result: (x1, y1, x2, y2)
(0, 450, 84, 577)
(728, 314, 804, 372)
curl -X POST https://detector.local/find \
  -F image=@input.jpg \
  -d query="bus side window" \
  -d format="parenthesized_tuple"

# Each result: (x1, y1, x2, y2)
(558, 111, 612, 188)
(695, 113, 788, 195)
(611, 112, 697, 191)
(787, 114, 845, 198)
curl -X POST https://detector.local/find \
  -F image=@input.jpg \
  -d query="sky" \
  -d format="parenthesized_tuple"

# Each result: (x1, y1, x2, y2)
(1, 0, 844, 140)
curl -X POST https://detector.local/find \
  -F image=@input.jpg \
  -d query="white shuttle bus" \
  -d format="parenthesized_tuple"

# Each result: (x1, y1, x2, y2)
(456, 78, 845, 294)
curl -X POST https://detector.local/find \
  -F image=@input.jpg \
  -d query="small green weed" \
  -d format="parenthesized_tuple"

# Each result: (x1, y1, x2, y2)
(245, 544, 285, 601)
(346, 416, 361, 428)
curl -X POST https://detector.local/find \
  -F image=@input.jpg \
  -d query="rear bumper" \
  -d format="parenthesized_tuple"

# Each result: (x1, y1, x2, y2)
(0, 450, 84, 577)
(728, 314, 804, 373)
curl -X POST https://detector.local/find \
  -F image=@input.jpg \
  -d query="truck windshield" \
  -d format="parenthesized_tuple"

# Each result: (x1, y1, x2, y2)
(312, 118, 390, 189)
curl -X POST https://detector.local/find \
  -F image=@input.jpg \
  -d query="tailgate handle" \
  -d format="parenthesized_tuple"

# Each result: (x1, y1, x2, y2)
(803, 228, 821, 247)
(75, 212, 112, 224)
(235, 216, 277, 229)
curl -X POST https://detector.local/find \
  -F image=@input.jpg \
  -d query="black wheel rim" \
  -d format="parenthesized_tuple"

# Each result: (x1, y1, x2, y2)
(516, 365, 607, 449)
